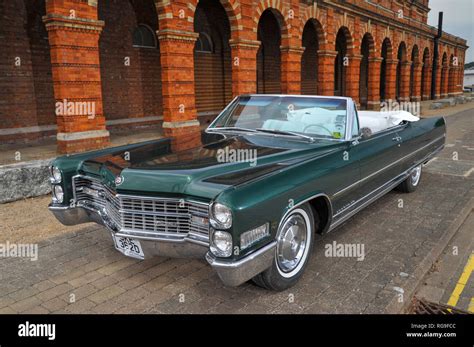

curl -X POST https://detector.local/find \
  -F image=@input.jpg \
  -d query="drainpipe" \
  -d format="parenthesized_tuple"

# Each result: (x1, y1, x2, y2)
(431, 12, 443, 99)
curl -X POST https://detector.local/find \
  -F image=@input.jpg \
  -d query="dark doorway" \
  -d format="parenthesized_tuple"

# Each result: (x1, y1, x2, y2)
(257, 9, 282, 94)
(301, 20, 320, 95)
(334, 28, 349, 96)
(359, 34, 373, 109)
(194, 0, 232, 115)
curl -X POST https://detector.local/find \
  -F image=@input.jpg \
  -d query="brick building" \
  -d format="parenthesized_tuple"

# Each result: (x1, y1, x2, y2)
(0, 0, 468, 153)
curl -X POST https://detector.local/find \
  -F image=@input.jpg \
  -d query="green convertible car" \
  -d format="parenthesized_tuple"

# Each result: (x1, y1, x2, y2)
(49, 95, 446, 290)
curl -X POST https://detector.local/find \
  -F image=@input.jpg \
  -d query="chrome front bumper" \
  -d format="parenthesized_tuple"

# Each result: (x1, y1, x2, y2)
(205, 241, 276, 287)
(49, 204, 276, 287)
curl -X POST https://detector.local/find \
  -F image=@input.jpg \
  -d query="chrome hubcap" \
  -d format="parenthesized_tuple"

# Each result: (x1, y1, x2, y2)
(276, 214, 307, 273)
(411, 165, 422, 186)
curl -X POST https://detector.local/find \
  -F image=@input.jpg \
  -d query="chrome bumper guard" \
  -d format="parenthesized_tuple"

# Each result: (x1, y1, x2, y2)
(205, 241, 276, 287)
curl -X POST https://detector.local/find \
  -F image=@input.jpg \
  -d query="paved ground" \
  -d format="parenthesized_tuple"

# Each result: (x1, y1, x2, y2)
(415, 211, 474, 312)
(0, 108, 472, 314)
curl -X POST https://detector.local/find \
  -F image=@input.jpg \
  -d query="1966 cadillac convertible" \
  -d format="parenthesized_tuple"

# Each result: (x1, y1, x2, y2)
(49, 95, 446, 290)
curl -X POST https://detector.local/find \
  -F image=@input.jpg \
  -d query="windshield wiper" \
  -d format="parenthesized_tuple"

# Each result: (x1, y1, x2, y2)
(255, 128, 316, 143)
(207, 127, 257, 133)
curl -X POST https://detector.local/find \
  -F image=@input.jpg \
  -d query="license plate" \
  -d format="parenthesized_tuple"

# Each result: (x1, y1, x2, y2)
(112, 234, 144, 259)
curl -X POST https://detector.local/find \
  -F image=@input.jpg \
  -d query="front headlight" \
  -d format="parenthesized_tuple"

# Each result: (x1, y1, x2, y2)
(210, 203, 232, 229)
(210, 230, 233, 257)
(53, 185, 64, 203)
(51, 166, 62, 183)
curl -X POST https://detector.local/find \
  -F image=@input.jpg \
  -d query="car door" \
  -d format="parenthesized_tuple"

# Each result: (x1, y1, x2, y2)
(353, 124, 405, 200)
(329, 102, 361, 217)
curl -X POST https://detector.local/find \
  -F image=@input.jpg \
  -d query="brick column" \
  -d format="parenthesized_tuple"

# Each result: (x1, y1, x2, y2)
(229, 39, 260, 96)
(399, 61, 411, 102)
(157, 29, 201, 152)
(411, 62, 422, 101)
(385, 59, 398, 101)
(367, 57, 382, 110)
(346, 54, 362, 106)
(422, 63, 432, 100)
(43, 2, 109, 154)
(280, 45, 305, 95)
(317, 50, 337, 96)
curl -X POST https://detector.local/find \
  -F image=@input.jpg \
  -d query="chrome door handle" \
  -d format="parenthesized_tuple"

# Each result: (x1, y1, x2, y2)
(392, 136, 402, 142)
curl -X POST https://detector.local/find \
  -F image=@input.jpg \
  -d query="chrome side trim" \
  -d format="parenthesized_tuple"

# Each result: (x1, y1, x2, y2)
(333, 134, 445, 197)
(329, 143, 444, 230)
(330, 173, 408, 230)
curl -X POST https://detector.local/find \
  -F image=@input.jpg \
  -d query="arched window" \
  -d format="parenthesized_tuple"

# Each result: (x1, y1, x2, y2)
(195, 32, 213, 53)
(132, 24, 156, 48)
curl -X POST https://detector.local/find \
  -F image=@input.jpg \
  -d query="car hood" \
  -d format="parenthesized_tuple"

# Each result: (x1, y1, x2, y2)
(78, 134, 342, 199)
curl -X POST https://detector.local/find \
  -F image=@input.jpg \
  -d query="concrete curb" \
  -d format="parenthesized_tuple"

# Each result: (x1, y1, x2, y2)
(0, 158, 54, 204)
(385, 196, 474, 313)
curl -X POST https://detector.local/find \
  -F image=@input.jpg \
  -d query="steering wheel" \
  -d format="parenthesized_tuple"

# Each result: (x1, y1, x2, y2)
(303, 124, 334, 136)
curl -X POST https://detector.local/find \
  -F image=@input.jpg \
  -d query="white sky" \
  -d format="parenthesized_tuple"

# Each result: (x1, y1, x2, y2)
(427, 0, 474, 63)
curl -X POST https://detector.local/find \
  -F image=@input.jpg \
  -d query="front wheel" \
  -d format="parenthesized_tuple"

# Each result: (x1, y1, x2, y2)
(252, 203, 317, 291)
(396, 164, 422, 193)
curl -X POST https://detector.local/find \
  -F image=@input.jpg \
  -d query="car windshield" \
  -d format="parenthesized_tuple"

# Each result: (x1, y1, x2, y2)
(209, 95, 348, 140)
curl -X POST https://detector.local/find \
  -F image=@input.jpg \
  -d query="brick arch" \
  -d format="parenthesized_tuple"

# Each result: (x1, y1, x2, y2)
(359, 32, 376, 108)
(420, 47, 431, 100)
(184, 0, 242, 39)
(441, 51, 448, 66)
(397, 41, 408, 62)
(411, 44, 420, 63)
(335, 26, 354, 55)
(301, 18, 324, 95)
(380, 37, 393, 59)
(421, 46, 431, 62)
(299, 3, 328, 46)
(301, 18, 327, 46)
(254, 2, 290, 41)
(361, 32, 376, 57)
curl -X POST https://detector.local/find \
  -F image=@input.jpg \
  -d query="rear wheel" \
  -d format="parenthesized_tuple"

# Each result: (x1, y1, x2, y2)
(252, 203, 317, 291)
(396, 164, 422, 193)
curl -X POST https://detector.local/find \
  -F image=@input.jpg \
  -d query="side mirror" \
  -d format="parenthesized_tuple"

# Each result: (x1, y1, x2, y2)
(359, 127, 372, 140)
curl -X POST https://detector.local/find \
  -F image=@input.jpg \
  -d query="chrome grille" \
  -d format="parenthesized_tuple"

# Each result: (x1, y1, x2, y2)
(73, 176, 210, 244)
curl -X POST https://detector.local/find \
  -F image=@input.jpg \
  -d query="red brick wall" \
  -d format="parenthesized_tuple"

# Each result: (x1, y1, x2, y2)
(0, 0, 467, 152)
(0, 0, 55, 130)
(98, 0, 162, 121)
